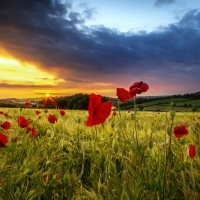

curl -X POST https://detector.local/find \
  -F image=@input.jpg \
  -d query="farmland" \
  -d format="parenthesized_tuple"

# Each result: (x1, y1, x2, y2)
(0, 106, 200, 199)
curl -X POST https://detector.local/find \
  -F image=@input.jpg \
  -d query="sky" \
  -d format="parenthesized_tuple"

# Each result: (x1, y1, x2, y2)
(0, 0, 200, 98)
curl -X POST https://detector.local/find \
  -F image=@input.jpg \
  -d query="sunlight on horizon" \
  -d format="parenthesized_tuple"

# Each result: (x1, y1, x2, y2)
(0, 57, 65, 86)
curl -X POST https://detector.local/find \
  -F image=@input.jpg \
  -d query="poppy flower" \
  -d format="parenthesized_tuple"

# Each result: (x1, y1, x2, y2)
(0, 132, 8, 148)
(113, 110, 117, 116)
(86, 93, 112, 126)
(60, 110, 65, 116)
(174, 125, 188, 138)
(189, 145, 196, 158)
(18, 116, 29, 128)
(129, 81, 149, 95)
(128, 110, 130, 113)
(4, 113, 8, 117)
(35, 110, 40, 115)
(26, 127, 32, 133)
(30, 127, 36, 138)
(116, 88, 135, 103)
(48, 114, 57, 124)
(24, 102, 31, 107)
(0, 111, 4, 115)
(0, 121, 11, 130)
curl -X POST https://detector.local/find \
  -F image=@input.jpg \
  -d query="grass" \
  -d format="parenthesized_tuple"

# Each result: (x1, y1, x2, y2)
(0, 107, 200, 199)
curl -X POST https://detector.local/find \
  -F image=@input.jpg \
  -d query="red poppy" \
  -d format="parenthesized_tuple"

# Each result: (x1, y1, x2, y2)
(0, 121, 11, 130)
(116, 88, 135, 103)
(128, 110, 130, 113)
(0, 111, 4, 115)
(26, 127, 32, 133)
(174, 125, 188, 138)
(24, 102, 31, 107)
(30, 127, 36, 138)
(189, 145, 196, 158)
(129, 81, 149, 95)
(35, 110, 40, 115)
(113, 110, 117, 116)
(86, 93, 112, 126)
(4, 113, 8, 117)
(193, 118, 196, 121)
(48, 114, 57, 124)
(0, 132, 8, 148)
(60, 110, 65, 116)
(18, 116, 29, 128)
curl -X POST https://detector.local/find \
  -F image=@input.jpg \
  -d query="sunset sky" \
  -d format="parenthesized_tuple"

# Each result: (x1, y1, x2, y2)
(0, 0, 200, 98)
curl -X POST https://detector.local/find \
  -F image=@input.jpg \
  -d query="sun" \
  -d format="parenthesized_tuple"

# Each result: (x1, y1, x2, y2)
(46, 93, 50, 97)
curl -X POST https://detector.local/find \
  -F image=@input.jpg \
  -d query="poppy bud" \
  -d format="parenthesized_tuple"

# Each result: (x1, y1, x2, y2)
(111, 121, 115, 128)
(44, 109, 48, 113)
(109, 162, 116, 174)
(170, 110, 176, 119)
(63, 172, 70, 186)
(112, 140, 119, 153)
(167, 127, 171, 136)
(149, 140, 153, 149)
(131, 114, 134, 120)
(77, 118, 81, 123)
(46, 129, 51, 137)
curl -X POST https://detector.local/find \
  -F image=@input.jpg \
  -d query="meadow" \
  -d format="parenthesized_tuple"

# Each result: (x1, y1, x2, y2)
(0, 105, 200, 200)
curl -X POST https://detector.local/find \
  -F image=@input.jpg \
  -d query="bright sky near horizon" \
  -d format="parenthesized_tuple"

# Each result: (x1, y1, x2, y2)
(0, 0, 200, 98)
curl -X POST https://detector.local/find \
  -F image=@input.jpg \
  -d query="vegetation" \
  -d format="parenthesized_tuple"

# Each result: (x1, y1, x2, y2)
(0, 106, 200, 199)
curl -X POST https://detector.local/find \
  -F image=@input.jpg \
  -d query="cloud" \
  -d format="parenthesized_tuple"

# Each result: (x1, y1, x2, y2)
(0, 0, 200, 93)
(154, 0, 175, 6)
(0, 83, 57, 88)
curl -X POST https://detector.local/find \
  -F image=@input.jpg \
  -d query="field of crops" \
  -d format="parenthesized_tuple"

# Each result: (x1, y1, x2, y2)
(0, 103, 200, 199)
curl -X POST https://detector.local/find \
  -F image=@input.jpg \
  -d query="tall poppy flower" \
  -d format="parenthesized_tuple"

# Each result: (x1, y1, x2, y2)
(174, 125, 188, 138)
(60, 110, 65, 116)
(24, 102, 31, 107)
(0, 121, 11, 130)
(18, 116, 29, 128)
(116, 88, 135, 103)
(35, 110, 40, 115)
(129, 81, 149, 95)
(86, 93, 112, 126)
(48, 114, 57, 124)
(0, 132, 8, 148)
(189, 145, 196, 158)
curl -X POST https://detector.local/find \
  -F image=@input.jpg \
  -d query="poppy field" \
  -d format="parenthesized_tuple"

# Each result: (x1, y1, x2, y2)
(1, 82, 200, 200)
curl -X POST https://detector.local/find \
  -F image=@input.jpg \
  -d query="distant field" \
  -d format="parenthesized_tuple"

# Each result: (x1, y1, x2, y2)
(174, 99, 200, 107)
(138, 97, 190, 107)
(143, 105, 194, 112)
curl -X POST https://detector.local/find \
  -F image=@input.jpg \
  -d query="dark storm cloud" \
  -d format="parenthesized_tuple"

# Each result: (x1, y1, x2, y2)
(0, 0, 200, 82)
(154, 0, 175, 6)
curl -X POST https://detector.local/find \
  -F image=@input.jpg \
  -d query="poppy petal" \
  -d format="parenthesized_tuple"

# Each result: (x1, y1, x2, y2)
(91, 102, 112, 126)
(189, 145, 196, 158)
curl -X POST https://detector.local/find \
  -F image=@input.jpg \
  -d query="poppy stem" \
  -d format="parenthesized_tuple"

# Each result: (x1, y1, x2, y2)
(134, 96, 138, 147)
(118, 100, 121, 117)
(94, 125, 98, 150)
(162, 118, 173, 199)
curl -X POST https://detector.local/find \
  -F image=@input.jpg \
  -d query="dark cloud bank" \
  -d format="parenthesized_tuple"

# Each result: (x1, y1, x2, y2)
(0, 0, 200, 90)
